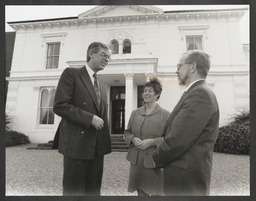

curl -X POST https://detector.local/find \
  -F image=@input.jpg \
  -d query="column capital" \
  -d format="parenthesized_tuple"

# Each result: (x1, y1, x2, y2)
(124, 73, 134, 80)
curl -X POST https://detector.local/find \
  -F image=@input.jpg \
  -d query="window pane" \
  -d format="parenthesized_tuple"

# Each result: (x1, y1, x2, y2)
(186, 37, 194, 50)
(46, 57, 53, 69)
(111, 41, 119, 54)
(54, 43, 60, 55)
(47, 44, 54, 56)
(120, 87, 125, 99)
(111, 99, 125, 134)
(41, 89, 49, 107)
(46, 43, 60, 69)
(111, 87, 126, 100)
(52, 56, 59, 69)
(39, 88, 56, 125)
(114, 111, 122, 129)
(111, 88, 119, 100)
(123, 41, 131, 54)
(40, 108, 48, 124)
(194, 37, 202, 49)
(49, 90, 56, 107)
(48, 108, 55, 124)
(186, 36, 202, 50)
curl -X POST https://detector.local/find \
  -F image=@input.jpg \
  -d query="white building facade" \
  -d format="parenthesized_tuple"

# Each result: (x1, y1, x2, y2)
(6, 6, 249, 143)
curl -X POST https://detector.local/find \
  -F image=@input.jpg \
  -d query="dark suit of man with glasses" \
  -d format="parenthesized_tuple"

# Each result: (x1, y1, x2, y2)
(152, 50, 219, 196)
(54, 42, 111, 196)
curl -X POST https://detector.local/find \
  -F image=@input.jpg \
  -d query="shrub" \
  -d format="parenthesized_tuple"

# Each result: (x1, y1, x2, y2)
(214, 111, 250, 155)
(6, 130, 30, 147)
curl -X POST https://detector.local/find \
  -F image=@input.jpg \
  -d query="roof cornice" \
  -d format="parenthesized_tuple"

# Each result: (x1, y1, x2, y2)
(8, 8, 248, 32)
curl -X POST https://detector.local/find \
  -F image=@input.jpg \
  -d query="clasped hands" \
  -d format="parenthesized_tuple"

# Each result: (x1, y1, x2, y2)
(132, 137, 154, 150)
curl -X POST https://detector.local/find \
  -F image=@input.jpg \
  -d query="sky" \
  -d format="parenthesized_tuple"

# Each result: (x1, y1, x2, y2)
(5, 5, 249, 44)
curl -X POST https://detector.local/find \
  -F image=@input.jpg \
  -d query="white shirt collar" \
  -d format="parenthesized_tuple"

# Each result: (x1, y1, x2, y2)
(85, 63, 95, 85)
(185, 79, 205, 92)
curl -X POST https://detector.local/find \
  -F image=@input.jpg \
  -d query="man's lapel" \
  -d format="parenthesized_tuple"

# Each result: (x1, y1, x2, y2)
(79, 66, 100, 112)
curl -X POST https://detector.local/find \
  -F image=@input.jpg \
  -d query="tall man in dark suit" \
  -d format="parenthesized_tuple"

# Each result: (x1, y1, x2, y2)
(152, 50, 219, 196)
(53, 42, 112, 196)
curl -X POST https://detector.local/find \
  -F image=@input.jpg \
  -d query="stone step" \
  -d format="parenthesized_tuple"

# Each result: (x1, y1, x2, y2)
(111, 136, 125, 141)
(111, 138, 124, 142)
(27, 146, 53, 150)
(112, 148, 128, 152)
(26, 146, 129, 152)
(26, 136, 129, 151)
(111, 141, 127, 145)
(110, 135, 128, 152)
(111, 144, 129, 148)
(37, 143, 53, 147)
(111, 144, 128, 149)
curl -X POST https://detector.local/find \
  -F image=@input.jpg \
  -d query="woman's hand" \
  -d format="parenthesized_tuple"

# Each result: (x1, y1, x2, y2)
(132, 137, 142, 147)
(137, 139, 155, 150)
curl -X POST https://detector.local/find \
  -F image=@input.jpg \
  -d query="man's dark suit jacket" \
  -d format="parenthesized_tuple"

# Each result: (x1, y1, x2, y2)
(53, 66, 111, 159)
(152, 80, 219, 196)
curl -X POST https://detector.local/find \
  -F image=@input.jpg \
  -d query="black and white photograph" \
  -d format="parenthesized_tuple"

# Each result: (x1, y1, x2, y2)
(3, 1, 252, 199)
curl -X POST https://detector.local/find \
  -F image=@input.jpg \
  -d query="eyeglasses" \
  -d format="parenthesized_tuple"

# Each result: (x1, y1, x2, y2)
(99, 52, 110, 60)
(176, 62, 193, 70)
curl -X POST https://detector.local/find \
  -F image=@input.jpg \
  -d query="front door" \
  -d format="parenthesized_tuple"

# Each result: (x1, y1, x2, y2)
(111, 86, 125, 134)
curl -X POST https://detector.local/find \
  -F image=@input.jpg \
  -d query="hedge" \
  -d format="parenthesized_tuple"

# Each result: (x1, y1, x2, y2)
(6, 130, 30, 147)
(214, 111, 250, 155)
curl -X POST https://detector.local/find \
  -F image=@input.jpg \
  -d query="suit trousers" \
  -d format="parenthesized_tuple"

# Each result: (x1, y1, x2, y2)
(63, 155, 104, 196)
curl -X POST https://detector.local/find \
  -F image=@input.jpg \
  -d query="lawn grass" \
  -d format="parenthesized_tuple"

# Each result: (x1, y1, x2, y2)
(5, 144, 249, 196)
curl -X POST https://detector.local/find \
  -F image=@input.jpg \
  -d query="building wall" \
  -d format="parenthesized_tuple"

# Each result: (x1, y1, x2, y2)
(6, 7, 249, 143)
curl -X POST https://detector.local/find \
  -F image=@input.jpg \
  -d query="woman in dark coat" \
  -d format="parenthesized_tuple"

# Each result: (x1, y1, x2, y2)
(124, 77, 170, 196)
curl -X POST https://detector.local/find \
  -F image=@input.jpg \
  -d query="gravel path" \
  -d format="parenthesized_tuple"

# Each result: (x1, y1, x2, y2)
(5, 144, 249, 196)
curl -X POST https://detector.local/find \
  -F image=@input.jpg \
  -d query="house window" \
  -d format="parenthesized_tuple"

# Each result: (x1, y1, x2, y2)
(178, 26, 208, 51)
(110, 40, 119, 54)
(46, 42, 60, 69)
(123, 40, 131, 54)
(186, 36, 203, 50)
(39, 88, 56, 124)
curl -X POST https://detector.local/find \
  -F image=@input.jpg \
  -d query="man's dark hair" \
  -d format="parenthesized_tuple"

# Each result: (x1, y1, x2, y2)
(87, 42, 110, 62)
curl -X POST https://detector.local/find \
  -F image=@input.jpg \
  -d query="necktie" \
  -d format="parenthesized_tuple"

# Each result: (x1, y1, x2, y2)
(93, 73, 101, 105)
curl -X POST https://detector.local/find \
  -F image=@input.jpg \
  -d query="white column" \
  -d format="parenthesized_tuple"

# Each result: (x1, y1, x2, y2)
(119, 43, 122, 54)
(124, 73, 134, 129)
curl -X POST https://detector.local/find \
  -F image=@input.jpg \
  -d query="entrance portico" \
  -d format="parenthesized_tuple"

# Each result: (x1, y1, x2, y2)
(100, 58, 158, 134)
(99, 73, 148, 134)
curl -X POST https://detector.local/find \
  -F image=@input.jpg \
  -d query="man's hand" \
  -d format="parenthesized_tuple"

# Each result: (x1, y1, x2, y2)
(91, 115, 104, 130)
(132, 137, 142, 147)
(137, 139, 155, 150)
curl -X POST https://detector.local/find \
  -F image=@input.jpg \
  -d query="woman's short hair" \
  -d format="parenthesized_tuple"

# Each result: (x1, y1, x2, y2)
(86, 42, 110, 62)
(144, 77, 162, 101)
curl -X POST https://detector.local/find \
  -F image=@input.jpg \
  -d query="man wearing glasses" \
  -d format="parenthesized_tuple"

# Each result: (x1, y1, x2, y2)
(152, 50, 219, 196)
(53, 42, 111, 196)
